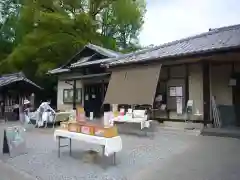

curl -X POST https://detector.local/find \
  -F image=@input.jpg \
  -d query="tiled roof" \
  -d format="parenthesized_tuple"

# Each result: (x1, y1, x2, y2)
(70, 44, 122, 68)
(48, 43, 122, 74)
(0, 72, 42, 89)
(85, 43, 122, 58)
(47, 67, 70, 74)
(70, 58, 113, 68)
(106, 24, 240, 66)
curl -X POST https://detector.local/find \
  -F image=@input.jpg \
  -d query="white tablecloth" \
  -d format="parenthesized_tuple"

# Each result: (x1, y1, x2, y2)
(54, 129, 122, 156)
(112, 116, 150, 129)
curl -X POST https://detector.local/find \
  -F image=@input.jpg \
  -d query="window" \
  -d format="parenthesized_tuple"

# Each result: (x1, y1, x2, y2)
(63, 89, 82, 103)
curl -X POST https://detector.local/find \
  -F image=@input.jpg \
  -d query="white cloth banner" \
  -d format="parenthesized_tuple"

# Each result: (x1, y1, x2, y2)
(54, 129, 122, 156)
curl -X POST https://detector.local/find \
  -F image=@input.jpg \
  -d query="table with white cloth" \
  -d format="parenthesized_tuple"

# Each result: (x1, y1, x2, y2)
(112, 116, 151, 129)
(54, 129, 122, 165)
(112, 115, 152, 136)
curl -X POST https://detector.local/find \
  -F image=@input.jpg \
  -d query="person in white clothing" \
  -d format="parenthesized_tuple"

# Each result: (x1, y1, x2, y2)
(36, 100, 55, 127)
(19, 99, 31, 131)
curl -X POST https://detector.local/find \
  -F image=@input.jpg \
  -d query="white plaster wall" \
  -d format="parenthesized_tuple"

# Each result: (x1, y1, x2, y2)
(211, 64, 232, 105)
(57, 80, 83, 111)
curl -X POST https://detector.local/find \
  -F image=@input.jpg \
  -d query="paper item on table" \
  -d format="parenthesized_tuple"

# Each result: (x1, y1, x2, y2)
(127, 108, 133, 113)
(108, 112, 114, 126)
(112, 104, 118, 112)
(113, 111, 119, 117)
(120, 108, 125, 116)
(104, 112, 113, 127)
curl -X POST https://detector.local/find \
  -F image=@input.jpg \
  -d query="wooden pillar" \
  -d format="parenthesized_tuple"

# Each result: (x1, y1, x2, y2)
(73, 80, 76, 110)
(185, 64, 189, 104)
(202, 62, 210, 127)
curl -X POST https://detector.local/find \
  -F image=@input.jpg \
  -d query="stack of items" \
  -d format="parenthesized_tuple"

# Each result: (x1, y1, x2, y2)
(60, 120, 118, 138)
(59, 106, 118, 138)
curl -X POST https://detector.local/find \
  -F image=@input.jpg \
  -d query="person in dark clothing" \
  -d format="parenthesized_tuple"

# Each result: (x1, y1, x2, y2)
(0, 101, 5, 118)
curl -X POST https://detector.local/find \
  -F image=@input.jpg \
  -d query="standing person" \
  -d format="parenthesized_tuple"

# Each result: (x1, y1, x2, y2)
(36, 99, 55, 128)
(19, 99, 30, 131)
(13, 101, 19, 120)
(0, 101, 5, 119)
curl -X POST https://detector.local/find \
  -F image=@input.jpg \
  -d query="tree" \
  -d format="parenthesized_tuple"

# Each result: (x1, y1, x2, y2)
(0, 0, 146, 101)
(98, 0, 145, 49)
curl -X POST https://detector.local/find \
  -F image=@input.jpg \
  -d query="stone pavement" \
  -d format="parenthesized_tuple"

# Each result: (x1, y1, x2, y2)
(0, 121, 240, 180)
(137, 135, 240, 180)
(0, 159, 36, 180)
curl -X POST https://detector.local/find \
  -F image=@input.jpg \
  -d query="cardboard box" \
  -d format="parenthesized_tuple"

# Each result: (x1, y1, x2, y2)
(66, 121, 118, 138)
(94, 126, 118, 138)
(68, 122, 81, 133)
(80, 125, 94, 135)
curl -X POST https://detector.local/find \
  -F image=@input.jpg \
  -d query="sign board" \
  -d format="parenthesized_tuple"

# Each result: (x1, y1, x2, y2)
(176, 86, 183, 97)
(76, 106, 85, 122)
(169, 87, 176, 97)
(2, 126, 27, 158)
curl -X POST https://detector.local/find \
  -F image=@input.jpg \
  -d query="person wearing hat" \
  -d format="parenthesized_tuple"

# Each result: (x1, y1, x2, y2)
(19, 99, 31, 127)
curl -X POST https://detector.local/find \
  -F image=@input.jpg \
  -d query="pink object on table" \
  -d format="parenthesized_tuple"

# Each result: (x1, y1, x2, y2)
(120, 109, 125, 116)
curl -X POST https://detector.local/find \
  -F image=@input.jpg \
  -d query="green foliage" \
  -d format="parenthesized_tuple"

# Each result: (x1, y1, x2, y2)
(0, 0, 146, 100)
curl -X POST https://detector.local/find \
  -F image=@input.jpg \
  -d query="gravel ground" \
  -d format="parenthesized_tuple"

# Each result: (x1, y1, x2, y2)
(1, 121, 240, 180)
(0, 122, 196, 180)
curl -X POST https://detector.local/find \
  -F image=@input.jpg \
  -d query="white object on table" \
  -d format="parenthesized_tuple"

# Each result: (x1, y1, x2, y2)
(120, 108, 125, 114)
(54, 129, 122, 156)
(127, 108, 133, 113)
(104, 112, 110, 127)
(112, 114, 149, 129)
(90, 112, 94, 120)
(55, 112, 71, 122)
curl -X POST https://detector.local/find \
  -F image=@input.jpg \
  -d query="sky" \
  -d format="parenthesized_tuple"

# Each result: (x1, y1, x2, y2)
(140, 0, 240, 46)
